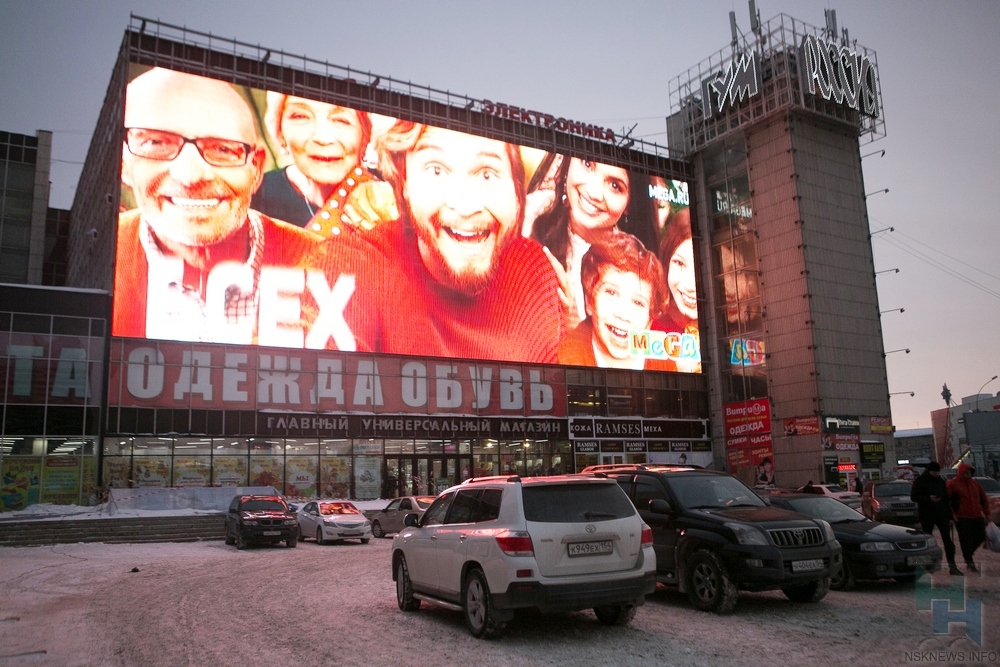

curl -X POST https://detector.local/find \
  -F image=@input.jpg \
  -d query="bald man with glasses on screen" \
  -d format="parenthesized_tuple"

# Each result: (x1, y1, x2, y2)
(113, 68, 363, 350)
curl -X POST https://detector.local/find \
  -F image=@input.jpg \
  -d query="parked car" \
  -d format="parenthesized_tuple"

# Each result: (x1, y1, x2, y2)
(391, 474, 656, 638)
(582, 464, 841, 614)
(372, 496, 436, 538)
(297, 500, 372, 545)
(224, 494, 298, 550)
(797, 483, 862, 509)
(974, 477, 1000, 524)
(766, 492, 941, 590)
(861, 480, 919, 525)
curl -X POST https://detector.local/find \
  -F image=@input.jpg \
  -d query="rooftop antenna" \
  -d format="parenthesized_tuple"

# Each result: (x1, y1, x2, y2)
(824, 9, 837, 41)
(842, 27, 850, 47)
(749, 0, 761, 36)
(730, 11, 740, 52)
(617, 123, 638, 150)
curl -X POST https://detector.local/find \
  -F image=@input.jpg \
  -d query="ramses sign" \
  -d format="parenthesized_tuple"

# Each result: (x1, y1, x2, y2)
(799, 34, 880, 118)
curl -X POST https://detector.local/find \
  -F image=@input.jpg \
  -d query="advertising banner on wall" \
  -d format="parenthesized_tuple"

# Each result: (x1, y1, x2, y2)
(212, 456, 247, 486)
(353, 456, 381, 499)
(861, 441, 886, 466)
(869, 416, 892, 434)
(107, 339, 569, 417)
(822, 433, 860, 452)
(40, 457, 82, 504)
(1, 457, 41, 511)
(113, 64, 697, 374)
(782, 416, 820, 436)
(723, 399, 774, 482)
(172, 456, 211, 487)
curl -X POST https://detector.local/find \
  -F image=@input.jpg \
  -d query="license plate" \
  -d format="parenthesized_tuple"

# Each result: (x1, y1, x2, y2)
(792, 559, 824, 572)
(568, 541, 613, 557)
(908, 555, 936, 566)
(262, 531, 280, 536)
(343, 531, 361, 536)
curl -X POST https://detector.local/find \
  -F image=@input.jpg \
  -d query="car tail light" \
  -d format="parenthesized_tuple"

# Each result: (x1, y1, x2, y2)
(641, 524, 653, 546)
(495, 530, 533, 556)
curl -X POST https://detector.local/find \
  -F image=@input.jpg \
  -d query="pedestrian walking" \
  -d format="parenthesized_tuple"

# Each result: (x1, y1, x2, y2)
(911, 462, 962, 575)
(946, 463, 990, 573)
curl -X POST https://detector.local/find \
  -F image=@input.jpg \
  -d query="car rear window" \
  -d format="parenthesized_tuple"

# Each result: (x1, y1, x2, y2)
(977, 478, 1000, 493)
(876, 482, 912, 497)
(522, 483, 635, 522)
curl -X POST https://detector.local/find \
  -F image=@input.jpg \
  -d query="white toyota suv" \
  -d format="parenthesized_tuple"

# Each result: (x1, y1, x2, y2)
(390, 474, 656, 638)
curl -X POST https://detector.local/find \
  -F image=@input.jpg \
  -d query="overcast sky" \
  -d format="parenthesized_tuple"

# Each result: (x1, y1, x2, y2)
(1, 0, 997, 432)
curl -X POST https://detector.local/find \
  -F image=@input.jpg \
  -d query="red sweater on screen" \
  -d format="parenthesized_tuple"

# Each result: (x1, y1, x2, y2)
(356, 222, 561, 364)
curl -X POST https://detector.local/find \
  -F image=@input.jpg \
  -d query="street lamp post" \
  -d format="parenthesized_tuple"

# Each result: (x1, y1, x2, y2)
(974, 375, 997, 472)
(975, 375, 998, 412)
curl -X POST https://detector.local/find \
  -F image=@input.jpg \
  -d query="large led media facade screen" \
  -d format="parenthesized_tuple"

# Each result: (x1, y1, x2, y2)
(113, 64, 698, 374)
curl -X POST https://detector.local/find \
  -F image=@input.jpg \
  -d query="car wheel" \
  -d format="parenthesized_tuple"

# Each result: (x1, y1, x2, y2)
(686, 549, 738, 614)
(361, 538, 370, 545)
(236, 531, 247, 551)
(316, 527, 324, 546)
(464, 569, 506, 638)
(593, 604, 637, 626)
(395, 555, 420, 611)
(782, 577, 830, 603)
(224, 526, 235, 546)
(830, 559, 856, 591)
(286, 531, 297, 548)
(372, 521, 384, 539)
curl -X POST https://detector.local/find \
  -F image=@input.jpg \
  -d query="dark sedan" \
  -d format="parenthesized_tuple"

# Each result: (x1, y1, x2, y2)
(766, 493, 941, 590)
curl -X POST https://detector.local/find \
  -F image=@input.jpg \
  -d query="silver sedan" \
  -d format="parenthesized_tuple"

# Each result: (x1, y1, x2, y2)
(370, 496, 435, 538)
(297, 500, 372, 545)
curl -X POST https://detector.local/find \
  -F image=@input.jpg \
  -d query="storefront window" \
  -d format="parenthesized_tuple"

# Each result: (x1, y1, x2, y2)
(248, 453, 283, 490)
(319, 455, 351, 497)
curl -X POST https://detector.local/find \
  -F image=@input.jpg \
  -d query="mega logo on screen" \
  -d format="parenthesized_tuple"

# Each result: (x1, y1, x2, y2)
(113, 65, 697, 374)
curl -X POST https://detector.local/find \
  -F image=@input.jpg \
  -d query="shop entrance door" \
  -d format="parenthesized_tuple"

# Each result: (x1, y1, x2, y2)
(601, 453, 624, 466)
(385, 456, 471, 498)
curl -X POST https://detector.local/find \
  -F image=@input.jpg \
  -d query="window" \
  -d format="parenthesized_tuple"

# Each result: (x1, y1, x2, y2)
(421, 493, 453, 526)
(446, 490, 479, 524)
(399, 498, 411, 511)
(522, 484, 635, 522)
(634, 476, 669, 506)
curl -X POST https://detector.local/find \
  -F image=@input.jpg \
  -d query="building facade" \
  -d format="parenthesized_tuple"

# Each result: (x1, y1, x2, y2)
(1, 10, 900, 510)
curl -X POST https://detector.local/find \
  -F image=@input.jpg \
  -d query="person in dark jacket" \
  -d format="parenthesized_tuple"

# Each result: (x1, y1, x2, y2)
(911, 462, 961, 575)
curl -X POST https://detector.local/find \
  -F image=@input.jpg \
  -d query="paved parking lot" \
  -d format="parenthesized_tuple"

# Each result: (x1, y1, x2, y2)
(1, 535, 997, 666)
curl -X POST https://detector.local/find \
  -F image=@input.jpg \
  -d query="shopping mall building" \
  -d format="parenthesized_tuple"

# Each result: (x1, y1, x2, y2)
(0, 9, 897, 509)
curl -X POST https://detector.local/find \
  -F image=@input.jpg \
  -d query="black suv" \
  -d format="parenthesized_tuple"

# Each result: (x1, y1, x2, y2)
(583, 465, 842, 614)
(224, 494, 299, 550)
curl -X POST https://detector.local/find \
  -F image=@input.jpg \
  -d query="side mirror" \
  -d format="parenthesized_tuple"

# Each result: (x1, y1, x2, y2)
(403, 513, 418, 527)
(648, 498, 673, 514)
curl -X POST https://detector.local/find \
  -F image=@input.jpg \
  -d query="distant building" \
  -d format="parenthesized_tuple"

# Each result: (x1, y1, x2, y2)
(893, 428, 933, 465)
(0, 129, 69, 286)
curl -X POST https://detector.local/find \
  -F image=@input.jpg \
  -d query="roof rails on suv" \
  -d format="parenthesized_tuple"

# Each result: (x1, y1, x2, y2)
(580, 463, 702, 473)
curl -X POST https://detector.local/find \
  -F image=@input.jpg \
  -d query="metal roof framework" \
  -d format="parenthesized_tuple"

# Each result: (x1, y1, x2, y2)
(125, 15, 690, 181)
(667, 13, 886, 156)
